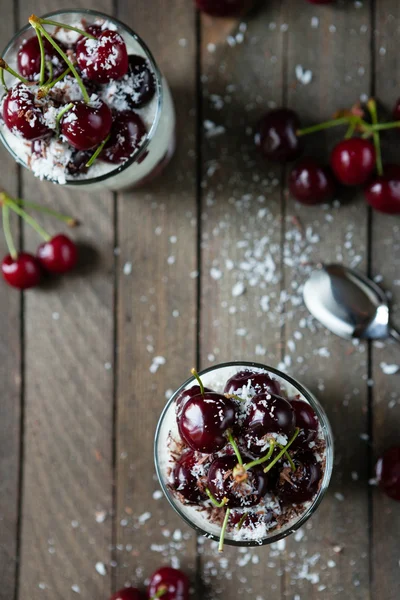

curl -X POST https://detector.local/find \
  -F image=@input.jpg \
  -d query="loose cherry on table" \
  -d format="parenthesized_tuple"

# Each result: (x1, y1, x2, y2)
(17, 35, 66, 81)
(1, 253, 42, 289)
(76, 29, 129, 83)
(195, 0, 253, 17)
(147, 567, 189, 600)
(2, 83, 50, 141)
(276, 451, 322, 503)
(255, 108, 302, 163)
(330, 138, 376, 186)
(172, 449, 206, 504)
(224, 369, 281, 397)
(37, 234, 78, 274)
(289, 158, 335, 205)
(111, 588, 144, 600)
(364, 164, 400, 214)
(60, 100, 113, 151)
(375, 447, 400, 502)
(100, 111, 146, 163)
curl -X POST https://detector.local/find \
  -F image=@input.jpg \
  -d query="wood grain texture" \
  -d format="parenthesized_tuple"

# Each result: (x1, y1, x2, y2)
(0, 2, 21, 597)
(283, 1, 372, 598)
(114, 0, 198, 593)
(372, 3, 400, 599)
(199, 2, 286, 598)
(17, 1, 114, 599)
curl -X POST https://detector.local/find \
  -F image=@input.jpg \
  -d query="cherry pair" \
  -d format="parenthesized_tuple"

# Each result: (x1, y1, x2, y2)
(111, 566, 189, 600)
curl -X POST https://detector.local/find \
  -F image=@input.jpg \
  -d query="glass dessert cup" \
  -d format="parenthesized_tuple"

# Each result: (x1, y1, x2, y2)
(154, 361, 334, 548)
(0, 10, 176, 192)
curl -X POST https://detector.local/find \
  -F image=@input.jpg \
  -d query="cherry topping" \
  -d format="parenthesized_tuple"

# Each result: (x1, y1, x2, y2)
(375, 447, 400, 501)
(364, 164, 400, 214)
(100, 111, 146, 164)
(37, 234, 78, 274)
(207, 454, 268, 508)
(229, 509, 273, 530)
(175, 384, 212, 412)
(60, 100, 112, 151)
(290, 400, 318, 450)
(276, 452, 322, 503)
(125, 55, 156, 108)
(172, 450, 205, 504)
(330, 138, 376, 186)
(244, 393, 295, 438)
(224, 369, 281, 397)
(177, 392, 235, 454)
(3, 84, 50, 141)
(195, 0, 253, 17)
(76, 30, 129, 83)
(66, 150, 92, 175)
(17, 35, 66, 81)
(2, 253, 41, 289)
(147, 567, 189, 600)
(110, 588, 144, 600)
(289, 158, 335, 205)
(255, 108, 302, 163)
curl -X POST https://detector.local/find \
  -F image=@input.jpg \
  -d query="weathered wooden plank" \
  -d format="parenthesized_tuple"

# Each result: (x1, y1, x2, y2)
(199, 2, 287, 598)
(372, 3, 400, 599)
(114, 0, 199, 593)
(17, 1, 114, 598)
(283, 1, 372, 598)
(0, 2, 21, 597)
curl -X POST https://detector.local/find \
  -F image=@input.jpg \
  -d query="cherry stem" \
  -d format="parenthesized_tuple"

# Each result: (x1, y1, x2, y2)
(13, 198, 77, 226)
(38, 18, 97, 40)
(0, 67, 8, 92)
(150, 586, 168, 600)
(263, 428, 300, 474)
(243, 440, 276, 471)
(371, 121, 400, 131)
(236, 513, 247, 530)
(0, 58, 29, 85)
(2, 195, 50, 242)
(34, 28, 46, 86)
(277, 443, 296, 472)
(85, 134, 111, 168)
(218, 508, 231, 553)
(38, 66, 70, 99)
(227, 430, 243, 466)
(297, 117, 352, 137)
(29, 15, 90, 103)
(205, 487, 228, 508)
(44, 60, 53, 86)
(56, 102, 74, 132)
(367, 98, 383, 176)
(224, 393, 246, 402)
(191, 368, 204, 396)
(344, 120, 356, 140)
(2, 204, 17, 260)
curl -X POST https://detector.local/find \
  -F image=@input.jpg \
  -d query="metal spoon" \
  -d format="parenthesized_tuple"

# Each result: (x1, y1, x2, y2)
(303, 263, 400, 344)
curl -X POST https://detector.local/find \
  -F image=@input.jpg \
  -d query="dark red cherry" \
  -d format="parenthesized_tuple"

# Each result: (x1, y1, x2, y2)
(276, 452, 322, 503)
(17, 35, 66, 81)
(175, 384, 212, 412)
(195, 0, 253, 17)
(330, 138, 376, 186)
(376, 447, 400, 502)
(84, 24, 103, 38)
(110, 588, 144, 600)
(289, 158, 335, 205)
(100, 111, 146, 164)
(177, 392, 235, 454)
(3, 84, 50, 141)
(229, 509, 273, 530)
(172, 450, 205, 504)
(2, 253, 41, 289)
(60, 100, 112, 150)
(290, 400, 318, 450)
(364, 164, 400, 214)
(147, 567, 189, 600)
(244, 393, 295, 438)
(255, 108, 302, 163)
(125, 55, 156, 108)
(37, 234, 78, 274)
(207, 454, 268, 508)
(76, 30, 129, 83)
(66, 150, 92, 175)
(224, 369, 281, 397)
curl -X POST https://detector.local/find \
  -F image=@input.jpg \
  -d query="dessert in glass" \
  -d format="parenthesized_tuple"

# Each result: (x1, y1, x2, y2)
(155, 362, 333, 549)
(0, 10, 176, 191)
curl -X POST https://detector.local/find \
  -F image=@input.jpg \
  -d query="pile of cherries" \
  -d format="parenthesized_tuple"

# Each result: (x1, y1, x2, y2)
(194, 0, 334, 17)
(0, 191, 78, 289)
(1, 14, 155, 174)
(172, 369, 323, 548)
(255, 101, 400, 214)
(110, 566, 189, 600)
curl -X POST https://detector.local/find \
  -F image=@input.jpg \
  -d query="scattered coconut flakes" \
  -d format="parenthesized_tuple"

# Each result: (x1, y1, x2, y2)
(334, 492, 345, 502)
(232, 281, 246, 297)
(95, 562, 107, 576)
(123, 262, 132, 275)
(153, 490, 163, 500)
(71, 585, 81, 594)
(95, 510, 107, 523)
(380, 362, 399, 375)
(150, 356, 166, 374)
(138, 511, 152, 524)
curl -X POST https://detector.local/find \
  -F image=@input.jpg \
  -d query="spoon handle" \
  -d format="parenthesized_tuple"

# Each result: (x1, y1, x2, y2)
(389, 327, 400, 345)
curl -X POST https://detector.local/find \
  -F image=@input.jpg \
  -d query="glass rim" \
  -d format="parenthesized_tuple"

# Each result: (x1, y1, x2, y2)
(154, 360, 334, 548)
(0, 9, 163, 186)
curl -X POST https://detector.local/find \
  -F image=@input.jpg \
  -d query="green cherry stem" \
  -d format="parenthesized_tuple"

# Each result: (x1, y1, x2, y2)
(367, 98, 383, 176)
(35, 27, 46, 85)
(13, 198, 78, 226)
(205, 487, 228, 508)
(2, 204, 18, 260)
(44, 60, 53, 86)
(85, 134, 111, 168)
(218, 508, 231, 553)
(3, 196, 50, 241)
(0, 67, 8, 92)
(263, 428, 300, 474)
(0, 58, 30, 85)
(150, 586, 168, 600)
(297, 117, 351, 137)
(38, 66, 71, 99)
(243, 440, 276, 471)
(55, 102, 74, 132)
(371, 121, 400, 131)
(226, 430, 243, 466)
(236, 513, 247, 531)
(29, 15, 90, 103)
(277, 443, 296, 472)
(191, 368, 205, 396)
(38, 18, 97, 40)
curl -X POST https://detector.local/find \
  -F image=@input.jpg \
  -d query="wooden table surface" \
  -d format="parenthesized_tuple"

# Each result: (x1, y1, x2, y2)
(1, 0, 400, 598)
